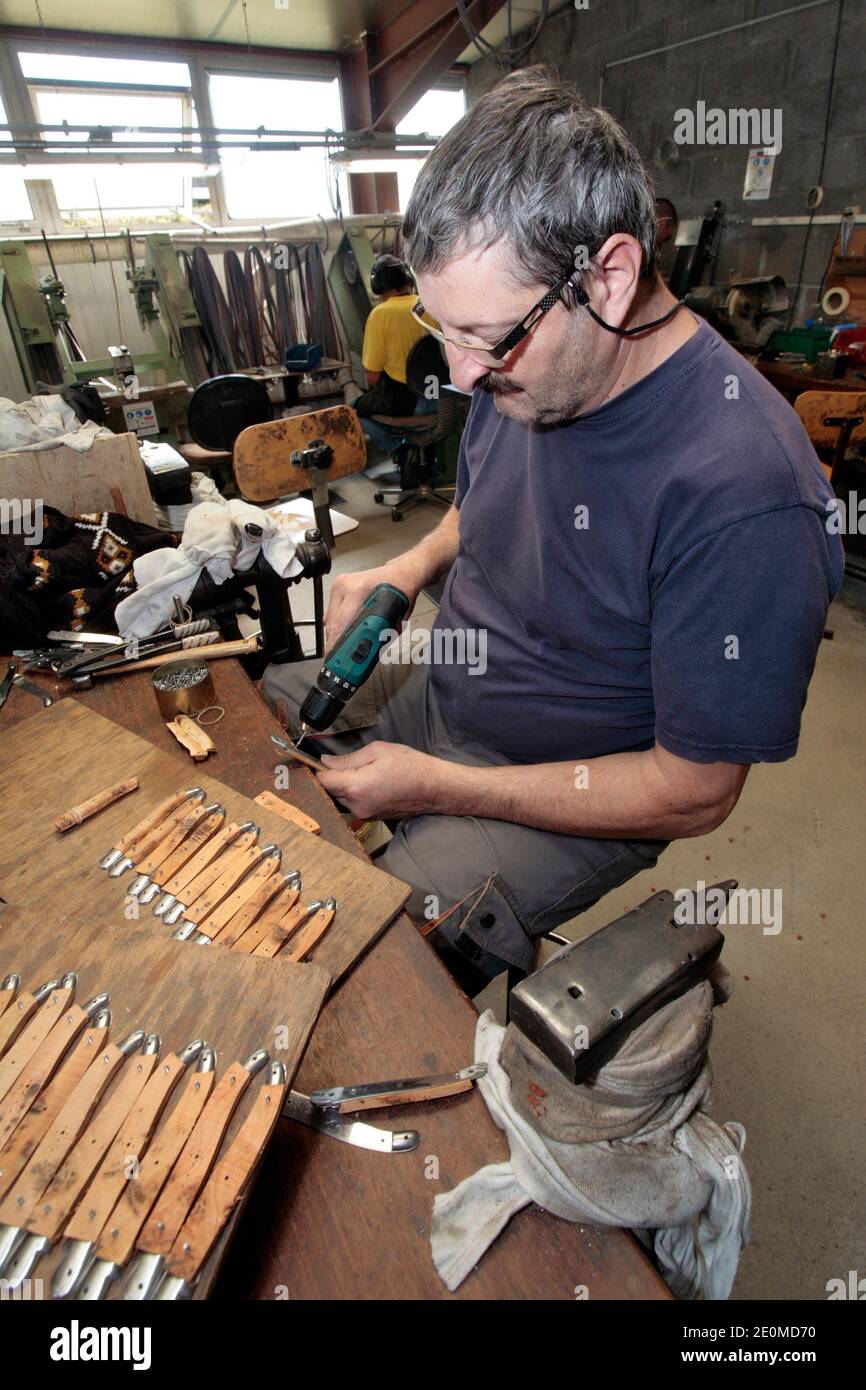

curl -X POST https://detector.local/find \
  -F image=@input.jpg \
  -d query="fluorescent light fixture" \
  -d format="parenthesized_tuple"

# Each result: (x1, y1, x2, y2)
(330, 149, 429, 173)
(0, 160, 218, 178)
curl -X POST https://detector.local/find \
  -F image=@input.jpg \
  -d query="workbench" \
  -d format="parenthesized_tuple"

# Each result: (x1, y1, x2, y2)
(0, 656, 670, 1301)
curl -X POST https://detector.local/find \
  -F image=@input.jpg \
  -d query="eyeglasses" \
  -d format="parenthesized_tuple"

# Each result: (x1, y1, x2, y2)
(411, 272, 574, 367)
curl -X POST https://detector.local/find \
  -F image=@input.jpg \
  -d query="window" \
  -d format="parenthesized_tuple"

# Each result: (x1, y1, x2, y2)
(396, 87, 466, 210)
(20, 52, 201, 223)
(208, 73, 342, 220)
(0, 92, 33, 223)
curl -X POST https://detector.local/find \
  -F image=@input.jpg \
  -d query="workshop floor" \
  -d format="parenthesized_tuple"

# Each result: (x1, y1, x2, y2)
(293, 465, 865, 1303)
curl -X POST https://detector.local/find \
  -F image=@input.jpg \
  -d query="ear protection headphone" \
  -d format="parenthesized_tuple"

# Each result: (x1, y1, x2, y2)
(567, 275, 683, 337)
(370, 254, 412, 296)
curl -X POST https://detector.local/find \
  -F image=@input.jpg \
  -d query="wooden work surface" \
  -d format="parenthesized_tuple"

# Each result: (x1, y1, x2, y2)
(0, 915, 328, 1298)
(0, 659, 669, 1300)
(0, 700, 409, 985)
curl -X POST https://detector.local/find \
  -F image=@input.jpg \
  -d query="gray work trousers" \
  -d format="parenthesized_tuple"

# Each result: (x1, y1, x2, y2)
(262, 655, 667, 990)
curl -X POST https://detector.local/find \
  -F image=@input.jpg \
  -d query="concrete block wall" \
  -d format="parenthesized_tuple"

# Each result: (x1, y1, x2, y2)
(467, 0, 863, 322)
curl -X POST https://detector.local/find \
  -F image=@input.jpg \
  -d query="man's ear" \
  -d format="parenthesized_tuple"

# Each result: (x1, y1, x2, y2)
(582, 234, 644, 327)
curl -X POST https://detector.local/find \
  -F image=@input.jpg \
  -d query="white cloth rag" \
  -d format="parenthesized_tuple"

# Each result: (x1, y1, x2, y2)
(114, 498, 304, 639)
(431, 1006, 751, 1300)
(0, 394, 112, 455)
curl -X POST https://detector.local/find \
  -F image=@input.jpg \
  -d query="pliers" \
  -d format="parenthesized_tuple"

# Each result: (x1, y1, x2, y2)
(0, 660, 53, 710)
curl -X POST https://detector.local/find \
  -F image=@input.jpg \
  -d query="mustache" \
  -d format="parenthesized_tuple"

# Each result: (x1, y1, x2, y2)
(479, 373, 523, 394)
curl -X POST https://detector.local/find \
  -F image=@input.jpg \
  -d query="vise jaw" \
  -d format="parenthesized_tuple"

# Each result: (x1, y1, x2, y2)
(509, 883, 732, 1085)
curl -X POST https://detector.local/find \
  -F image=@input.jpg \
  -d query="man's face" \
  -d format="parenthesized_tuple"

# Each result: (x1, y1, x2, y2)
(415, 239, 614, 425)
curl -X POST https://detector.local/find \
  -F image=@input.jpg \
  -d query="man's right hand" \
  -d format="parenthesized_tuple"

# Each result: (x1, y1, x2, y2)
(324, 562, 422, 654)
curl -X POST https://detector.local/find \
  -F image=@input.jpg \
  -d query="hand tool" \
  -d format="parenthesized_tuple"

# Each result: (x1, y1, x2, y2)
(54, 777, 139, 833)
(0, 974, 20, 1020)
(228, 874, 304, 954)
(154, 1061, 288, 1300)
(0, 973, 78, 1102)
(57, 630, 220, 679)
(0, 1027, 147, 1274)
(16, 1038, 203, 1294)
(249, 896, 322, 959)
(292, 582, 409, 750)
(108, 788, 205, 878)
(0, 977, 61, 1057)
(163, 829, 267, 928)
(284, 897, 338, 962)
(282, 1089, 419, 1153)
(179, 843, 281, 939)
(122, 1047, 269, 1300)
(0, 1010, 111, 1198)
(271, 733, 327, 773)
(166, 714, 217, 761)
(154, 819, 255, 918)
(75, 1048, 216, 1301)
(171, 922, 212, 945)
(11, 668, 54, 707)
(71, 635, 260, 682)
(0, 991, 109, 1148)
(98, 786, 199, 871)
(128, 801, 223, 900)
(208, 867, 299, 948)
(310, 1064, 488, 1114)
(133, 803, 225, 904)
(158, 822, 259, 922)
(47, 629, 124, 647)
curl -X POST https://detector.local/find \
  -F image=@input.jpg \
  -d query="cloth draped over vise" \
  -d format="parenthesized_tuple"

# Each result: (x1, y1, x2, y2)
(114, 498, 305, 639)
(431, 983, 751, 1300)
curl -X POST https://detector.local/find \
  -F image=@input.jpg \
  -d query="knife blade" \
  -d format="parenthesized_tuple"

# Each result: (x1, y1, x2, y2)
(282, 1090, 419, 1153)
(308, 1064, 488, 1114)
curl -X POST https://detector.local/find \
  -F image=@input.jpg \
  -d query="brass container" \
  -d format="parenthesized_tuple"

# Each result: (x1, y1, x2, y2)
(152, 659, 216, 720)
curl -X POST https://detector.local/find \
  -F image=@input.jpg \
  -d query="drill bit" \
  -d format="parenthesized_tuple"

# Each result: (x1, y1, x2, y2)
(295, 724, 311, 752)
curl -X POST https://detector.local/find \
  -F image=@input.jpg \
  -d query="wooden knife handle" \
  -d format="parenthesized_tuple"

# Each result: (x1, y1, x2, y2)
(231, 886, 300, 955)
(0, 1023, 110, 1201)
(184, 843, 262, 924)
(134, 802, 210, 878)
(209, 872, 285, 947)
(137, 1064, 251, 1256)
(94, 1066, 215, 1268)
(54, 777, 139, 833)
(156, 810, 223, 883)
(338, 1078, 474, 1113)
(29, 1051, 158, 1241)
(40, 1051, 179, 1245)
(175, 828, 258, 906)
(254, 790, 319, 835)
(162, 822, 242, 898)
(0, 985, 76, 1104)
(0, 1039, 127, 1226)
(0, 989, 45, 1058)
(249, 899, 310, 959)
(121, 795, 198, 864)
(198, 855, 280, 940)
(0, 986, 20, 1023)
(285, 905, 337, 963)
(0, 1001, 92, 1144)
(113, 789, 188, 857)
(166, 1080, 287, 1283)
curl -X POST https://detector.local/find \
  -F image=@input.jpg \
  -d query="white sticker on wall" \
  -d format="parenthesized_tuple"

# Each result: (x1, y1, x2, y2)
(122, 400, 159, 437)
(743, 147, 776, 201)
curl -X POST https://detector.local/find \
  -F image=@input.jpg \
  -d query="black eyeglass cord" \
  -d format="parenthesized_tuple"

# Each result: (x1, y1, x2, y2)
(573, 285, 685, 337)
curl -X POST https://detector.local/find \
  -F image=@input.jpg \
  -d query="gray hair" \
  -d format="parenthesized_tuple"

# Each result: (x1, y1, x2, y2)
(402, 65, 658, 301)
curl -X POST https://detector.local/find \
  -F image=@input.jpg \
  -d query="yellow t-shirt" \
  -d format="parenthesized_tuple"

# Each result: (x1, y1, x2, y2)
(362, 294, 428, 385)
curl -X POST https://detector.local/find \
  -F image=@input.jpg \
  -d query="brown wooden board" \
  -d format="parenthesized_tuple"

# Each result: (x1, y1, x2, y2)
(0, 700, 410, 985)
(233, 406, 367, 502)
(0, 911, 329, 1299)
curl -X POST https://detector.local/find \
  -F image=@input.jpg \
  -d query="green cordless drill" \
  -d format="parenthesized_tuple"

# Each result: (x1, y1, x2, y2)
(295, 582, 410, 749)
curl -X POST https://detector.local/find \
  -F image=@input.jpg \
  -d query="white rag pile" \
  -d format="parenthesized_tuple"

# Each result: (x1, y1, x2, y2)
(0, 395, 113, 454)
(114, 497, 304, 639)
(431, 993, 751, 1300)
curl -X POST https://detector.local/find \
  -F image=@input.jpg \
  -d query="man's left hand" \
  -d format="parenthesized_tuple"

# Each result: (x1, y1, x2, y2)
(316, 741, 452, 820)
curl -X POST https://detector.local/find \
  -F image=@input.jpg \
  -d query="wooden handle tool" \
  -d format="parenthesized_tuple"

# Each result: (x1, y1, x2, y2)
(92, 1054, 216, 1271)
(100, 787, 195, 870)
(284, 898, 338, 963)
(254, 789, 319, 835)
(188, 845, 279, 933)
(229, 878, 302, 955)
(54, 777, 139, 833)
(207, 867, 291, 947)
(167, 716, 216, 761)
(0, 1030, 145, 1225)
(134, 801, 215, 879)
(0, 974, 20, 1023)
(0, 978, 78, 1103)
(88, 637, 259, 678)
(0, 1015, 111, 1197)
(0, 992, 109, 1145)
(0, 978, 61, 1059)
(136, 1051, 268, 1257)
(164, 1064, 287, 1286)
(107, 790, 205, 876)
(168, 825, 260, 913)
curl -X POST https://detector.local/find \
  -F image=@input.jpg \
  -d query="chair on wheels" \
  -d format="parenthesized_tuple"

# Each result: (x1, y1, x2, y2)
(369, 336, 462, 521)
